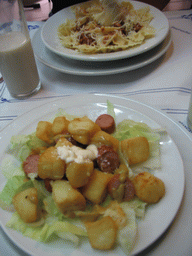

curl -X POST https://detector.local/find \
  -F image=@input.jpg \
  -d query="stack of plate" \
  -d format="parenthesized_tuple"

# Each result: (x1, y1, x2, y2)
(32, 0, 171, 76)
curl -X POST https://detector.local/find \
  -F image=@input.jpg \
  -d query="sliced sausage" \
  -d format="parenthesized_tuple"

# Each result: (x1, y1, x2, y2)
(97, 145, 120, 173)
(108, 174, 124, 200)
(23, 154, 40, 175)
(95, 114, 115, 134)
(108, 174, 135, 202)
(124, 178, 135, 201)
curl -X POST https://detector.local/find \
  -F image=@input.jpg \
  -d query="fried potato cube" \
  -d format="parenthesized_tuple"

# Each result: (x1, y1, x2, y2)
(36, 121, 54, 144)
(66, 160, 94, 188)
(75, 210, 100, 222)
(133, 172, 165, 203)
(52, 116, 70, 136)
(68, 116, 101, 145)
(52, 180, 86, 213)
(55, 137, 73, 148)
(120, 136, 149, 165)
(90, 130, 119, 152)
(85, 216, 117, 250)
(68, 116, 100, 136)
(72, 134, 90, 145)
(12, 188, 38, 223)
(82, 169, 113, 204)
(38, 146, 66, 180)
(103, 201, 127, 229)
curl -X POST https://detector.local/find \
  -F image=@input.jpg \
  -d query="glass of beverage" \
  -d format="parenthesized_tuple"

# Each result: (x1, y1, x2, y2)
(0, 0, 41, 99)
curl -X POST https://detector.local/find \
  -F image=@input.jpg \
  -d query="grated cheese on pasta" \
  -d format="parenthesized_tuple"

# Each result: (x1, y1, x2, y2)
(57, 0, 155, 54)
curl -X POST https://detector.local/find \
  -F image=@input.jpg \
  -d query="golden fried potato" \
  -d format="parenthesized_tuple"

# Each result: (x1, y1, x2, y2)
(68, 116, 101, 145)
(90, 130, 119, 152)
(12, 188, 38, 223)
(75, 210, 100, 222)
(120, 136, 149, 165)
(66, 160, 94, 188)
(36, 121, 54, 144)
(72, 134, 89, 145)
(55, 137, 73, 148)
(52, 116, 70, 136)
(82, 169, 113, 204)
(133, 172, 165, 203)
(38, 146, 66, 180)
(103, 201, 127, 229)
(85, 216, 117, 250)
(52, 180, 86, 213)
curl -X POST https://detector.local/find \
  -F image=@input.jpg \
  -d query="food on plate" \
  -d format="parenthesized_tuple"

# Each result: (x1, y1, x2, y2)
(97, 145, 120, 173)
(52, 180, 86, 213)
(108, 173, 135, 202)
(85, 216, 117, 250)
(52, 116, 69, 135)
(68, 116, 101, 144)
(38, 146, 66, 180)
(12, 187, 38, 223)
(121, 136, 149, 165)
(23, 154, 40, 175)
(36, 121, 54, 144)
(98, 0, 126, 26)
(95, 113, 116, 134)
(57, 0, 155, 54)
(82, 169, 113, 204)
(133, 171, 165, 203)
(91, 130, 119, 152)
(66, 160, 94, 188)
(0, 103, 166, 255)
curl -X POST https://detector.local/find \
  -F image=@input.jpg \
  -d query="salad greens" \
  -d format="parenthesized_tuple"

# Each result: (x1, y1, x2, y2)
(0, 101, 163, 255)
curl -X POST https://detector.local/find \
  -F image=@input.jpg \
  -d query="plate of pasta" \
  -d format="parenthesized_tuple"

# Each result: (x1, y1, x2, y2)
(41, 0, 169, 62)
(0, 94, 184, 256)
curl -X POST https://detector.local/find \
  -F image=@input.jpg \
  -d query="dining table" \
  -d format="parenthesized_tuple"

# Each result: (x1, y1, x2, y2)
(0, 5, 192, 256)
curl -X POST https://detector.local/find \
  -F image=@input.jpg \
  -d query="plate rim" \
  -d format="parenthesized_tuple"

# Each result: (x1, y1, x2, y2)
(40, 0, 170, 62)
(0, 93, 185, 256)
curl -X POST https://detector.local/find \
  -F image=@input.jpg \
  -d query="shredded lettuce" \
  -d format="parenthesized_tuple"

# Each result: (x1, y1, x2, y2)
(4, 133, 47, 163)
(6, 213, 87, 244)
(113, 119, 160, 142)
(50, 108, 78, 122)
(43, 195, 62, 218)
(8, 135, 32, 162)
(121, 198, 147, 218)
(117, 204, 137, 255)
(113, 119, 162, 172)
(0, 176, 33, 205)
(107, 100, 116, 119)
(1, 155, 25, 180)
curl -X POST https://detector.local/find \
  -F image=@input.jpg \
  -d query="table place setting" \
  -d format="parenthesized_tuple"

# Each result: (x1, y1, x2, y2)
(0, 8, 192, 134)
(0, 1, 192, 256)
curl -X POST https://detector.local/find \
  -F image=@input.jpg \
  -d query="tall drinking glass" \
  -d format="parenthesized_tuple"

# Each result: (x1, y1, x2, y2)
(0, 0, 41, 99)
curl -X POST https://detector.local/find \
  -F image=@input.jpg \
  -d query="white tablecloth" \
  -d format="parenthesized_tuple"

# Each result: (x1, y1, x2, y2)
(0, 8, 192, 256)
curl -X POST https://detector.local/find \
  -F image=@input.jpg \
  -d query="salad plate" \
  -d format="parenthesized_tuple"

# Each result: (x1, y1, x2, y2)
(32, 27, 172, 76)
(41, 0, 169, 62)
(0, 94, 184, 256)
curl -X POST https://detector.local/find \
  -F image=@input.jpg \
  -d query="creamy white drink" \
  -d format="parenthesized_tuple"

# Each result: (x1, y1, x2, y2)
(0, 31, 41, 98)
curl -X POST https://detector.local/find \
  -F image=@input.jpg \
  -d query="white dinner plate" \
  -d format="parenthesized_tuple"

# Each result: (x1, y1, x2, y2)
(41, 0, 169, 62)
(0, 94, 184, 256)
(33, 27, 171, 76)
